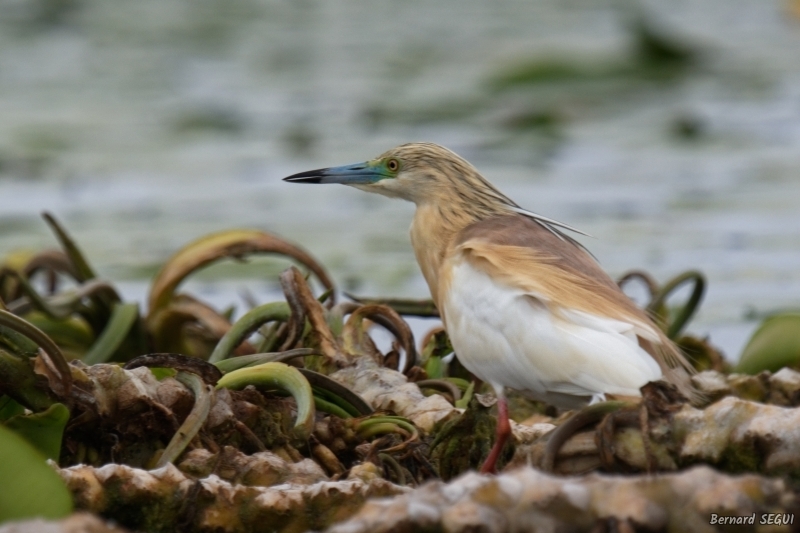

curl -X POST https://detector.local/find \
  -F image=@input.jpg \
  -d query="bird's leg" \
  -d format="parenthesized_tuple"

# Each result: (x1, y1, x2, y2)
(589, 392, 607, 405)
(480, 394, 511, 474)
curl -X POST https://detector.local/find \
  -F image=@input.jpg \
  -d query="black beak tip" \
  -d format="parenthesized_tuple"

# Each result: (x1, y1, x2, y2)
(283, 168, 326, 184)
(283, 176, 320, 183)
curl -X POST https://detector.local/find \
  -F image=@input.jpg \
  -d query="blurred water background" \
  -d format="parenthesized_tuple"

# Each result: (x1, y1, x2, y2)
(1, 0, 800, 361)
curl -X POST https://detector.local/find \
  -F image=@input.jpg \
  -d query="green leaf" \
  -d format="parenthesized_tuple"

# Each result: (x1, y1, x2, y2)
(24, 312, 95, 357)
(736, 312, 800, 374)
(0, 349, 57, 413)
(312, 396, 353, 419)
(217, 362, 315, 439)
(0, 396, 25, 422)
(4, 403, 69, 460)
(149, 367, 177, 381)
(0, 310, 71, 398)
(155, 372, 212, 468)
(82, 302, 140, 365)
(455, 381, 475, 409)
(0, 423, 72, 523)
(208, 301, 290, 364)
(42, 212, 97, 282)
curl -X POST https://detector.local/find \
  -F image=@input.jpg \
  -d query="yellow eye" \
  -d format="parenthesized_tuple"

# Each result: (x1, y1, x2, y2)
(387, 158, 399, 172)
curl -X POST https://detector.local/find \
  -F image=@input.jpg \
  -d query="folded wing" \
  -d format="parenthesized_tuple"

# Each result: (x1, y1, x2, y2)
(437, 215, 695, 404)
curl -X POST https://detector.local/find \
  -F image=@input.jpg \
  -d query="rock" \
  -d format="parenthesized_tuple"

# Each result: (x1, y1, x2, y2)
(57, 462, 407, 533)
(325, 466, 793, 533)
(0, 512, 130, 533)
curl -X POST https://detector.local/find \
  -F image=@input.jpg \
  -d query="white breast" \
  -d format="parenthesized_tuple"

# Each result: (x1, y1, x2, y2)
(441, 259, 663, 408)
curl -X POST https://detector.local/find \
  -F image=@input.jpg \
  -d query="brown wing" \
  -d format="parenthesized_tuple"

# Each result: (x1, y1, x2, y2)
(449, 215, 697, 393)
(454, 215, 647, 324)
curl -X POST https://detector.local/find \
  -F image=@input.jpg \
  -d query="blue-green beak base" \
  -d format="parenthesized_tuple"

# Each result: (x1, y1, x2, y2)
(283, 163, 382, 185)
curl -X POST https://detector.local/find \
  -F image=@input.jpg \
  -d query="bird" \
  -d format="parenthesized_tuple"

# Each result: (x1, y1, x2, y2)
(283, 142, 695, 474)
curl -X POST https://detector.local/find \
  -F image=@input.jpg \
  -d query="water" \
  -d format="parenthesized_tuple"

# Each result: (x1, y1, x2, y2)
(2, 0, 800, 360)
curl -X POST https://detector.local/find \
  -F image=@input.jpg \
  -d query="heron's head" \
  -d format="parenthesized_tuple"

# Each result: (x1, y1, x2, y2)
(283, 142, 487, 205)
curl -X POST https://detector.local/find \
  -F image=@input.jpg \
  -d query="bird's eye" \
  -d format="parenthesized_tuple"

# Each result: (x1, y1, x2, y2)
(386, 158, 399, 172)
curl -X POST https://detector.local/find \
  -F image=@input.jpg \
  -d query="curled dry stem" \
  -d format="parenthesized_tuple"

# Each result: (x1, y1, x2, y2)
(647, 270, 706, 340)
(148, 295, 245, 356)
(285, 266, 347, 366)
(46, 279, 121, 315)
(542, 401, 628, 473)
(416, 379, 462, 403)
(125, 353, 223, 386)
(155, 371, 214, 468)
(617, 270, 660, 302)
(0, 249, 77, 302)
(278, 268, 308, 351)
(0, 309, 71, 398)
(344, 293, 440, 318)
(213, 348, 319, 374)
(377, 452, 407, 485)
(147, 229, 335, 314)
(595, 407, 640, 471)
(22, 249, 78, 282)
(342, 304, 417, 374)
(356, 415, 419, 453)
(2, 268, 63, 318)
(420, 327, 446, 353)
(4, 275, 122, 329)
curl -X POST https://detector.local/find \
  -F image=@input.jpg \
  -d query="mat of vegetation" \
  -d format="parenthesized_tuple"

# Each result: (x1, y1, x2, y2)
(1, 214, 798, 533)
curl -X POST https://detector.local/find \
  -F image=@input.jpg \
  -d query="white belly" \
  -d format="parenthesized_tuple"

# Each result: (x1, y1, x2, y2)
(441, 260, 663, 408)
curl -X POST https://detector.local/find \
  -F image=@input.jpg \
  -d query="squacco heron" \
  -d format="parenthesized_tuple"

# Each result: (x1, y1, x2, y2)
(284, 142, 694, 474)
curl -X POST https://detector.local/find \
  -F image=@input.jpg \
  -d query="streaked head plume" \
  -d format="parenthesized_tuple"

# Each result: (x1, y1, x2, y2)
(367, 143, 508, 206)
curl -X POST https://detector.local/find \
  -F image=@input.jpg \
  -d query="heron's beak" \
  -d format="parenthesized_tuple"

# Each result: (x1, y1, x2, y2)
(283, 162, 383, 185)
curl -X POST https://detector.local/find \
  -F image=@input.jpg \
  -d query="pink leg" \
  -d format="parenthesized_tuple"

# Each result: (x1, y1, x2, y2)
(480, 395, 511, 474)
